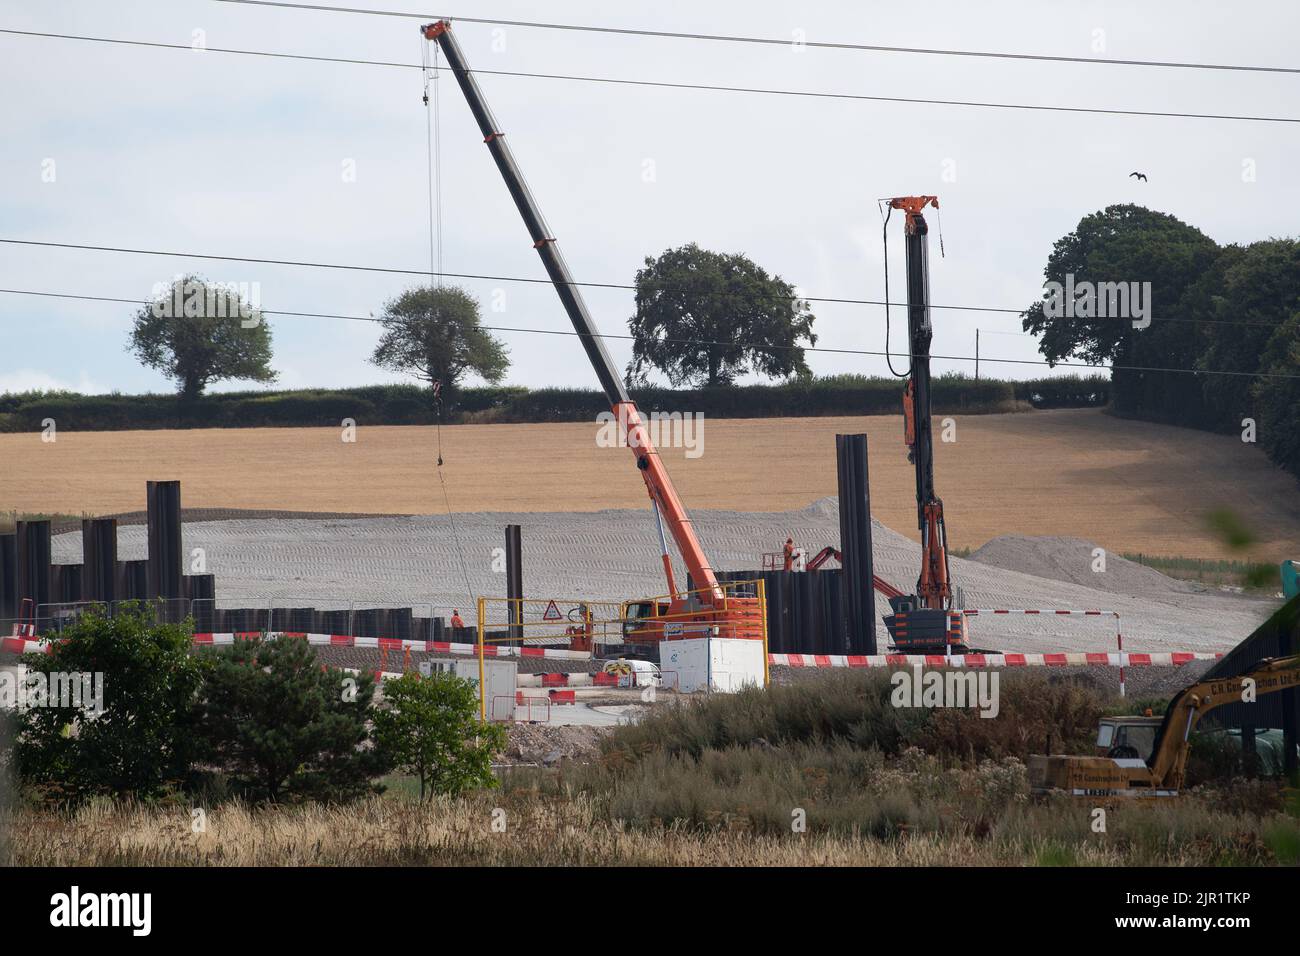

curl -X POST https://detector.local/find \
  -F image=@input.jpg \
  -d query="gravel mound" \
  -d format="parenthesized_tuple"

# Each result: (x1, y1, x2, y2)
(968, 534, 1201, 596)
(503, 723, 608, 765)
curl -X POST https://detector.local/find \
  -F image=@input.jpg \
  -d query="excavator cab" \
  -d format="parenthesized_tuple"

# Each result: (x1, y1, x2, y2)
(1095, 716, 1161, 762)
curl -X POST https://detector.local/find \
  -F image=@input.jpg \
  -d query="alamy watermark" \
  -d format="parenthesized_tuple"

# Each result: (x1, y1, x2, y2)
(0, 670, 105, 715)
(596, 407, 705, 459)
(890, 664, 1000, 718)
(149, 276, 262, 328)
(1043, 274, 1151, 329)
(50, 886, 151, 936)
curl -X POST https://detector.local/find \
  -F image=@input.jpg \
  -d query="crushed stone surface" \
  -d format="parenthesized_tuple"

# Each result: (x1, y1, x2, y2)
(502, 722, 608, 766)
(49, 498, 1276, 655)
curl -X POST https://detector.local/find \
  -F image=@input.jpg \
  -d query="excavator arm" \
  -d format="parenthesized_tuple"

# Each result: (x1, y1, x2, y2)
(422, 20, 722, 604)
(1148, 654, 1300, 790)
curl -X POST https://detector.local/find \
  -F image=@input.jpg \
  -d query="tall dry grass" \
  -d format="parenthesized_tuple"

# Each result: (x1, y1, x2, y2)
(6, 790, 1280, 867)
(5, 774, 1296, 867)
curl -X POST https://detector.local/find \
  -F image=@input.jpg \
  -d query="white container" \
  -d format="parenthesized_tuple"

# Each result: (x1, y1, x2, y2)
(454, 658, 519, 722)
(657, 638, 765, 694)
(418, 658, 459, 678)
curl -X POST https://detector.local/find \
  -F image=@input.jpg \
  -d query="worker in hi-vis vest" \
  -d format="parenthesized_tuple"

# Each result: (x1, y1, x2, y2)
(783, 538, 795, 571)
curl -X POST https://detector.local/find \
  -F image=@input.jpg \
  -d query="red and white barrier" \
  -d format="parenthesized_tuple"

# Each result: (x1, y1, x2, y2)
(516, 671, 624, 688)
(192, 632, 593, 659)
(961, 609, 1133, 691)
(768, 651, 1222, 668)
(5, 632, 592, 661)
(962, 609, 1116, 617)
(1, 636, 45, 655)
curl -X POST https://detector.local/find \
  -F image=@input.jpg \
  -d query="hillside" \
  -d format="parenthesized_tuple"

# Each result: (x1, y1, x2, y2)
(4, 408, 1298, 560)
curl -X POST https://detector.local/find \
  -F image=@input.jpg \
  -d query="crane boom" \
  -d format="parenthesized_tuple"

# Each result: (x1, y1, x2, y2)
(422, 20, 722, 603)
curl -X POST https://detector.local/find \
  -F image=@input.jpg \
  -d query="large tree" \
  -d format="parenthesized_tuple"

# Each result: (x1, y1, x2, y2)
(626, 243, 816, 387)
(192, 637, 387, 803)
(1251, 310, 1300, 479)
(129, 274, 276, 399)
(1196, 239, 1300, 430)
(370, 285, 508, 401)
(1020, 205, 1219, 424)
(372, 671, 506, 802)
(15, 605, 207, 803)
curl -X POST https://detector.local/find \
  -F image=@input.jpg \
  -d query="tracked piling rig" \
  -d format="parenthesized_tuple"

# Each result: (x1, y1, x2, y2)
(421, 21, 761, 642)
(883, 196, 969, 653)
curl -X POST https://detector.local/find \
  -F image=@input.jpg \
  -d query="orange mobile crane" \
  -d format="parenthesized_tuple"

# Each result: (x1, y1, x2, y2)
(421, 20, 760, 644)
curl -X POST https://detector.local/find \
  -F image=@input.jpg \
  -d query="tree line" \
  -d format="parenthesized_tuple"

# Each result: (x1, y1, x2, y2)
(126, 242, 817, 404)
(1023, 204, 1300, 479)
(0, 375, 1111, 432)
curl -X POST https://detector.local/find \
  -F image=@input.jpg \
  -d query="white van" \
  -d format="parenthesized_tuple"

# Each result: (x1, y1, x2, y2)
(601, 658, 661, 688)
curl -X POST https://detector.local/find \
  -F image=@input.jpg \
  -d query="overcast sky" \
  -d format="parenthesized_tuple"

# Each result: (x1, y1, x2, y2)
(2, 0, 1296, 395)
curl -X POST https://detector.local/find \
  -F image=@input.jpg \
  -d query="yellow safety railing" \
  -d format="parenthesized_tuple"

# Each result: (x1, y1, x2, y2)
(472, 582, 770, 718)
(619, 579, 766, 643)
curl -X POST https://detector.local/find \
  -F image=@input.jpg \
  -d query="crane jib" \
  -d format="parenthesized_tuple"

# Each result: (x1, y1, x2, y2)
(424, 20, 725, 602)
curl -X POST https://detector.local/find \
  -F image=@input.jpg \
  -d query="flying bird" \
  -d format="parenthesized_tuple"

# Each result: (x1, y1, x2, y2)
(1129, 171, 1148, 181)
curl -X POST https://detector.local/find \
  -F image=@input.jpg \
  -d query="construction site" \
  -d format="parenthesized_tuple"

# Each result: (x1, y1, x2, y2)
(2, 2, 1299, 927)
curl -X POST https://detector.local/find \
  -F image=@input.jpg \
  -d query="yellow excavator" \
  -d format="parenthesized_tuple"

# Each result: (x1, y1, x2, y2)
(1029, 654, 1300, 800)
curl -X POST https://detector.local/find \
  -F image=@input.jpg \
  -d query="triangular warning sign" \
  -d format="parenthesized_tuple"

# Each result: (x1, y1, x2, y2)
(542, 600, 563, 621)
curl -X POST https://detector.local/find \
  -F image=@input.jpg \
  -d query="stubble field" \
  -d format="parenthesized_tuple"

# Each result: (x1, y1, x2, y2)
(2, 408, 1297, 560)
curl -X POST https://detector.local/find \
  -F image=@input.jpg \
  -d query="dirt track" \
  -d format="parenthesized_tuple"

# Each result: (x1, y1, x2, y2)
(5, 408, 1299, 559)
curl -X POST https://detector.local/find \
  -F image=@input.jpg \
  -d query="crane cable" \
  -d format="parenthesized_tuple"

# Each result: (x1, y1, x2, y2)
(879, 202, 910, 379)
(880, 200, 947, 377)
(421, 35, 443, 285)
(422, 38, 476, 618)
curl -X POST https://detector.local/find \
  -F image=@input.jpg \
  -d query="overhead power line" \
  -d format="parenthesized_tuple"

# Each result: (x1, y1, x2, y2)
(0, 236, 1015, 312)
(212, 0, 1300, 76)
(1, 286, 1295, 382)
(0, 237, 1284, 331)
(3, 29, 1297, 125)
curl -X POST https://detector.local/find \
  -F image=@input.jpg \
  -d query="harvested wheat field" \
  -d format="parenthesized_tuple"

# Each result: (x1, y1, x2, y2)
(3, 408, 1298, 560)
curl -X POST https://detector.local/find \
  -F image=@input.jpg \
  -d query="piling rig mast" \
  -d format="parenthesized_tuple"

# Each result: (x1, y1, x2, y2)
(883, 196, 969, 653)
(422, 20, 759, 640)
